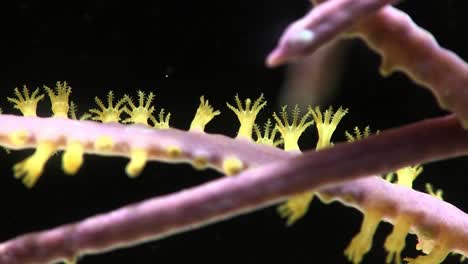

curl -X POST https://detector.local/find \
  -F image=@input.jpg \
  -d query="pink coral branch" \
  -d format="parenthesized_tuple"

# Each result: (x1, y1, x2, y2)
(266, 0, 395, 66)
(1, 114, 468, 263)
(268, 4, 468, 128)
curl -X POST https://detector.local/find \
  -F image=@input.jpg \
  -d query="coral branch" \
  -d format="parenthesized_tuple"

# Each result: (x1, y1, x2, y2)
(266, 0, 394, 66)
(1, 114, 468, 263)
(353, 7, 468, 128)
(268, 3, 468, 128)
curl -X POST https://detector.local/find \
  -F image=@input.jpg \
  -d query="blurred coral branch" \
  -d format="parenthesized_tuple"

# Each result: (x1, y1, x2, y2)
(268, 0, 468, 127)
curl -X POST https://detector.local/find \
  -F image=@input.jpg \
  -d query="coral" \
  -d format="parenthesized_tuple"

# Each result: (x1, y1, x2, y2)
(227, 94, 267, 140)
(1, 0, 468, 263)
(7, 86, 44, 117)
(1, 86, 468, 264)
(43, 81, 72, 118)
(273, 105, 315, 225)
(253, 119, 283, 147)
(272, 105, 313, 151)
(345, 211, 381, 264)
(88, 91, 126, 123)
(189, 96, 221, 132)
(122, 90, 156, 126)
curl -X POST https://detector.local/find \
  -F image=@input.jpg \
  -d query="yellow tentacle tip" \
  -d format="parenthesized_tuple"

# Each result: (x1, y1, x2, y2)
(94, 136, 114, 152)
(345, 126, 378, 142)
(344, 210, 381, 264)
(425, 183, 444, 200)
(309, 105, 348, 150)
(68, 101, 91, 121)
(8, 130, 30, 147)
(62, 141, 85, 175)
(44, 81, 72, 118)
(254, 119, 283, 147)
(388, 165, 423, 188)
(122, 90, 155, 126)
(272, 105, 313, 151)
(7, 86, 44, 116)
(13, 141, 56, 188)
(222, 157, 244, 176)
(125, 148, 148, 178)
(277, 192, 314, 226)
(151, 109, 171, 129)
(166, 145, 182, 159)
(189, 96, 220, 132)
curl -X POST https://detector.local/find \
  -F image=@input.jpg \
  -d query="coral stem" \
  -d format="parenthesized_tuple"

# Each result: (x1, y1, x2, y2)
(266, 0, 395, 66)
(1, 115, 468, 263)
(268, 2, 468, 128)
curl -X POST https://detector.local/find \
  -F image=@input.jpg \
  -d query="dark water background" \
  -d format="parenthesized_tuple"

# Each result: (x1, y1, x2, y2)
(1, 1, 468, 263)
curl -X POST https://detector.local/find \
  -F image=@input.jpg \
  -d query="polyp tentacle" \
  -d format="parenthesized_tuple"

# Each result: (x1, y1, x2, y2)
(7, 86, 44, 117)
(227, 94, 266, 140)
(190, 96, 220, 132)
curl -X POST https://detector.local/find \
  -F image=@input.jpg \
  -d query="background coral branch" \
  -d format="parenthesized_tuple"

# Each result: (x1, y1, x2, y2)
(268, 2, 468, 127)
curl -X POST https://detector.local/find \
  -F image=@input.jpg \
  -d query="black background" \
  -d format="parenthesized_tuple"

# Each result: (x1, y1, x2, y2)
(1, 0, 468, 263)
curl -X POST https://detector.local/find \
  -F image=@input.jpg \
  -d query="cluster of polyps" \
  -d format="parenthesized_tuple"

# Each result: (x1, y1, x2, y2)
(0, 82, 348, 190)
(2, 82, 241, 187)
(0, 82, 462, 264)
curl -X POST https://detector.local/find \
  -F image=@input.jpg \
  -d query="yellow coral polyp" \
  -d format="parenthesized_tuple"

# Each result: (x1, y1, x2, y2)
(69, 101, 91, 121)
(384, 216, 412, 264)
(277, 192, 314, 225)
(273, 105, 313, 151)
(416, 235, 436, 255)
(13, 140, 56, 188)
(125, 148, 148, 178)
(190, 96, 220, 132)
(309, 105, 348, 149)
(344, 210, 381, 264)
(89, 91, 126, 123)
(62, 141, 85, 175)
(44, 81, 72, 118)
(227, 94, 266, 140)
(273, 105, 317, 225)
(222, 156, 244, 176)
(150, 109, 171, 129)
(253, 119, 283, 147)
(123, 90, 155, 125)
(387, 165, 423, 188)
(345, 126, 375, 142)
(7, 86, 44, 117)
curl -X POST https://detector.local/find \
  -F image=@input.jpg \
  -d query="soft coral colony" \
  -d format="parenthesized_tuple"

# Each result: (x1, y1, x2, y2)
(0, 81, 467, 264)
(3, 0, 468, 263)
